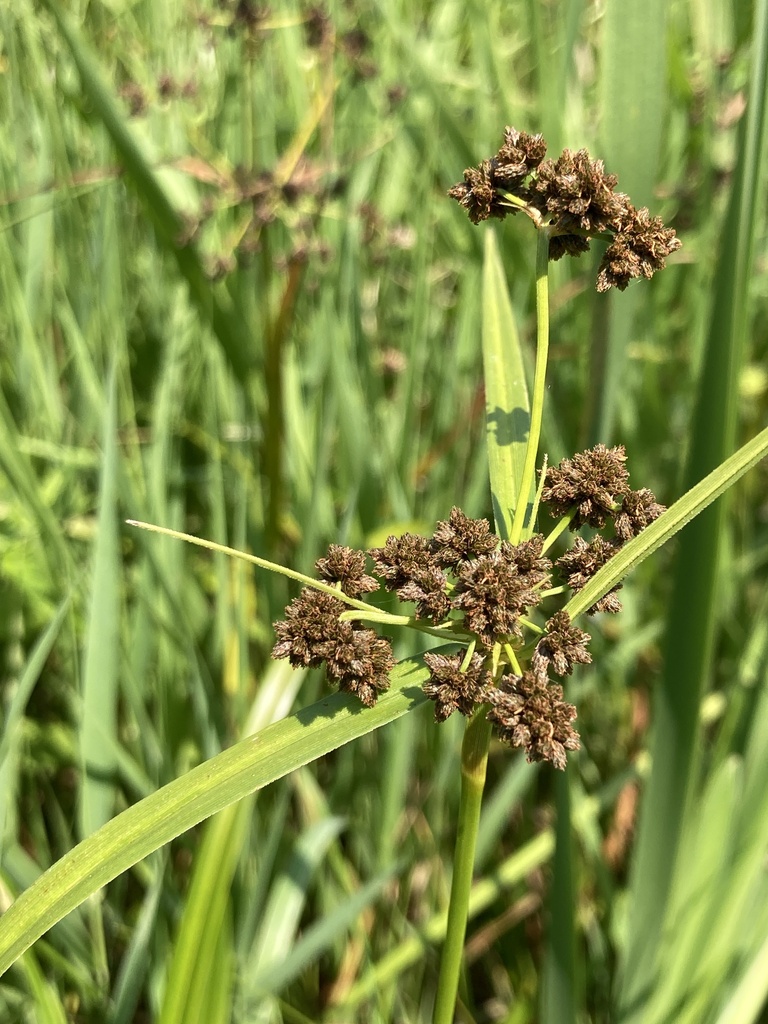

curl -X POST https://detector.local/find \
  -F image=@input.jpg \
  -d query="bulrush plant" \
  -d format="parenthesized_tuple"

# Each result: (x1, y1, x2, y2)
(273, 454, 664, 769)
(267, 128, 678, 1019)
(128, 128, 768, 1022)
(3, 126, 768, 1023)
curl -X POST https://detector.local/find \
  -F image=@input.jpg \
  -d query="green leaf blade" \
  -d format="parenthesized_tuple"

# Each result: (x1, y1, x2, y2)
(482, 228, 530, 539)
(0, 661, 429, 978)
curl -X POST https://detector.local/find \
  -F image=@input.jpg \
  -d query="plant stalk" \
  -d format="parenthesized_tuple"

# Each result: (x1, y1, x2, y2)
(432, 707, 493, 1024)
(510, 228, 551, 543)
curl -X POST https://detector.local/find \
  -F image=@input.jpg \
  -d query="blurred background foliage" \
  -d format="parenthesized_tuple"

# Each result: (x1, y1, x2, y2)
(0, 0, 766, 1021)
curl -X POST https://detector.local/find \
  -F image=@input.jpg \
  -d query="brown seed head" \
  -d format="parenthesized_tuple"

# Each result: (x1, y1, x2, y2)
(487, 670, 580, 770)
(430, 506, 498, 572)
(542, 443, 630, 529)
(529, 149, 632, 235)
(324, 628, 395, 707)
(614, 488, 666, 541)
(447, 160, 508, 224)
(532, 610, 592, 677)
(597, 206, 681, 292)
(272, 589, 351, 667)
(556, 536, 624, 614)
(422, 651, 491, 722)
(369, 533, 450, 622)
(315, 544, 379, 597)
(448, 128, 680, 292)
(453, 538, 550, 647)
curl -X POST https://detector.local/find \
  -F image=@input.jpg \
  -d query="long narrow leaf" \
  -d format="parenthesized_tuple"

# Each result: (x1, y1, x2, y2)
(79, 370, 120, 837)
(482, 228, 530, 539)
(0, 661, 429, 976)
(39, 0, 252, 378)
(566, 424, 768, 619)
(618, 1, 768, 1013)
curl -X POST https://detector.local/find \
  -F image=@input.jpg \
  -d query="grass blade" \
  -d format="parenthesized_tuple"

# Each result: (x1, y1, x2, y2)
(566, 423, 768, 619)
(617, 1, 768, 1012)
(482, 228, 530, 539)
(0, 660, 429, 977)
(79, 369, 120, 838)
(158, 662, 305, 1024)
(588, 0, 668, 443)
(39, 0, 252, 378)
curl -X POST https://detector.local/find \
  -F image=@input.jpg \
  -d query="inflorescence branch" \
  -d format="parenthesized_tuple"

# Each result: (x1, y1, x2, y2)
(273, 457, 664, 770)
(273, 127, 677, 771)
(448, 126, 681, 292)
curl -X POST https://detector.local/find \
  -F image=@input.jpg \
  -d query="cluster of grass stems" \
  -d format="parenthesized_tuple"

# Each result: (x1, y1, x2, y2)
(1, 1, 768, 1022)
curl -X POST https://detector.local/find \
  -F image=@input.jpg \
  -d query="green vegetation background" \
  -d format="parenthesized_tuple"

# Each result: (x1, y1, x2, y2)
(1, 0, 766, 1021)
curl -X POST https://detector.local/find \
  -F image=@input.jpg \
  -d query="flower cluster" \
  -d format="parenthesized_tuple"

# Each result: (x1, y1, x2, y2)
(448, 127, 681, 291)
(542, 444, 665, 614)
(272, 546, 394, 708)
(273, 467, 662, 768)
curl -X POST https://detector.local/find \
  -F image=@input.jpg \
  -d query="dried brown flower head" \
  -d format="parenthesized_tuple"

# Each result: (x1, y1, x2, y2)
(486, 671, 580, 770)
(422, 651, 491, 722)
(369, 533, 450, 622)
(556, 536, 624, 614)
(492, 127, 547, 187)
(453, 537, 551, 647)
(614, 488, 666, 541)
(324, 628, 395, 707)
(272, 589, 350, 667)
(430, 507, 498, 571)
(542, 444, 630, 529)
(396, 568, 453, 623)
(448, 127, 680, 291)
(532, 610, 592, 677)
(272, 490, 653, 725)
(596, 208, 682, 292)
(548, 233, 591, 261)
(272, 587, 393, 706)
(369, 532, 435, 589)
(528, 149, 632, 235)
(315, 544, 379, 597)
(447, 160, 509, 225)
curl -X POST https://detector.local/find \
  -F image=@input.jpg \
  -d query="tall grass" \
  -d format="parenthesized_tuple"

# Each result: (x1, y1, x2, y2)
(0, 0, 766, 1022)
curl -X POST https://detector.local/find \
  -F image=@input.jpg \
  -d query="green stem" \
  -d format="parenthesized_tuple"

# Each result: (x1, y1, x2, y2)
(432, 707, 493, 1024)
(126, 520, 376, 613)
(340, 610, 469, 643)
(510, 229, 551, 544)
(541, 509, 578, 554)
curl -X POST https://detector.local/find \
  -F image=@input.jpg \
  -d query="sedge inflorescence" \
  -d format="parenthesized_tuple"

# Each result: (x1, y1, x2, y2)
(273, 447, 664, 770)
(448, 126, 681, 292)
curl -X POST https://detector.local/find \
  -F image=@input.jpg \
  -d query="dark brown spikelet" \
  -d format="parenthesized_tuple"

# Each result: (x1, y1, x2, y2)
(325, 628, 395, 707)
(447, 161, 507, 225)
(556, 536, 624, 614)
(369, 533, 435, 590)
(504, 534, 551, 579)
(492, 127, 547, 187)
(614, 488, 666, 541)
(396, 569, 453, 623)
(542, 443, 630, 529)
(430, 507, 498, 571)
(596, 206, 682, 292)
(549, 233, 591, 261)
(315, 544, 379, 597)
(448, 129, 546, 224)
(369, 533, 450, 623)
(453, 538, 550, 647)
(532, 610, 592, 677)
(422, 651, 490, 722)
(528, 149, 633, 235)
(487, 671, 580, 770)
(272, 589, 350, 667)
